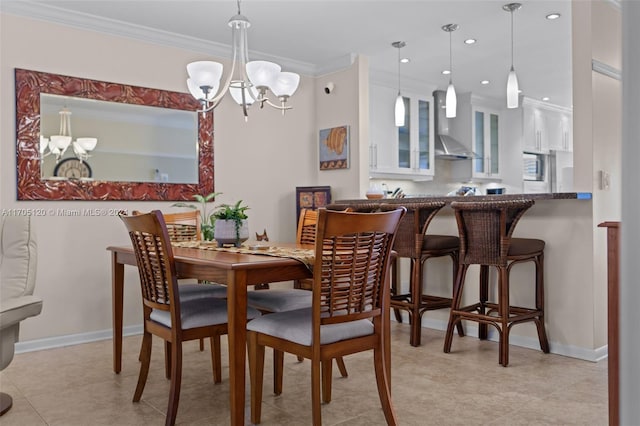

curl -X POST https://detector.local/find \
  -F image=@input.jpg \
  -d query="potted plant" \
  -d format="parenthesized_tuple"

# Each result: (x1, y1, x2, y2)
(212, 200, 250, 247)
(171, 192, 221, 241)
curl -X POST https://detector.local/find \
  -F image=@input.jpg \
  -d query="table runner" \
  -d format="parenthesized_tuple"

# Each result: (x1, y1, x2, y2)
(171, 241, 314, 271)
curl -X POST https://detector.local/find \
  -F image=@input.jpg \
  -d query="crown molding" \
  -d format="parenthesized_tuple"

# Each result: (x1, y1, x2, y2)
(1, 1, 321, 76)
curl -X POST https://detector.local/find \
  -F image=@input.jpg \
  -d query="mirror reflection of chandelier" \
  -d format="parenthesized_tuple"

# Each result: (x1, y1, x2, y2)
(185, 0, 300, 120)
(40, 107, 97, 162)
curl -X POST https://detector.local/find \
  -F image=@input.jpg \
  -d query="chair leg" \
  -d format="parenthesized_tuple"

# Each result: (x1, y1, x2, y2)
(451, 252, 465, 337)
(166, 341, 183, 426)
(478, 265, 489, 340)
(322, 359, 332, 403)
(273, 349, 284, 395)
(211, 336, 222, 383)
(391, 257, 402, 323)
(133, 331, 152, 402)
(335, 357, 348, 377)
(409, 259, 423, 347)
(248, 331, 265, 425)
(373, 341, 398, 426)
(535, 253, 550, 353)
(164, 341, 171, 379)
(444, 265, 468, 354)
(498, 266, 510, 367)
(311, 356, 322, 426)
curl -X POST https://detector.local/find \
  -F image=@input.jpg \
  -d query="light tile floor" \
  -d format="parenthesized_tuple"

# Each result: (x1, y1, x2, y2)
(0, 323, 608, 425)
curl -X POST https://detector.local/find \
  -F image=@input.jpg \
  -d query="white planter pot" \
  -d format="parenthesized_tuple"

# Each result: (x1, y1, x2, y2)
(214, 219, 249, 247)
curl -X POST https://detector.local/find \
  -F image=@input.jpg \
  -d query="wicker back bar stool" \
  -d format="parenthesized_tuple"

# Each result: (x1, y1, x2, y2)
(329, 200, 463, 346)
(443, 199, 550, 366)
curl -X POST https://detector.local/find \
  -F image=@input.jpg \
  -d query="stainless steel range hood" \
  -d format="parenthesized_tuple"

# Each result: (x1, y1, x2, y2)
(432, 90, 479, 160)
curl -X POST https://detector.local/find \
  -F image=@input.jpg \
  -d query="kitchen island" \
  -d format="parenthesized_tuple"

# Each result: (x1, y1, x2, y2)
(333, 192, 604, 362)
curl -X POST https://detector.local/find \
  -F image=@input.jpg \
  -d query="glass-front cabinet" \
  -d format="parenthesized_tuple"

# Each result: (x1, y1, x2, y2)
(472, 107, 500, 178)
(369, 84, 434, 180)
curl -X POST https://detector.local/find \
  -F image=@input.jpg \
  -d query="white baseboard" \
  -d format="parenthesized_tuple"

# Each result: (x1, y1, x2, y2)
(394, 313, 608, 363)
(16, 319, 607, 363)
(15, 325, 143, 354)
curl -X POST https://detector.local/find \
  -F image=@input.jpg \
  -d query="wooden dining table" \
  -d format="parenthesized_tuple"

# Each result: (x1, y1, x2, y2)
(107, 243, 312, 425)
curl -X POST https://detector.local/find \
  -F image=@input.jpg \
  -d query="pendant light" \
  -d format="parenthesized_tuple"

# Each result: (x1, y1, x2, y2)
(442, 24, 459, 118)
(392, 41, 406, 127)
(504, 3, 522, 109)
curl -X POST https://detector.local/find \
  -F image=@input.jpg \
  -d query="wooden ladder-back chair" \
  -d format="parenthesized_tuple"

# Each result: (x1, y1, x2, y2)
(247, 207, 406, 425)
(133, 210, 228, 353)
(329, 200, 463, 347)
(247, 207, 347, 394)
(443, 199, 550, 366)
(120, 211, 261, 425)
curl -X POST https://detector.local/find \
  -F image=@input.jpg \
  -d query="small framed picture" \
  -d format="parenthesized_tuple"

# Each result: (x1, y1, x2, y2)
(319, 125, 349, 170)
(295, 186, 331, 224)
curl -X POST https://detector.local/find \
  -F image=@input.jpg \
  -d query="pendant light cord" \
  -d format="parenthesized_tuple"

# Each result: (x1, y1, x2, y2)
(449, 30, 453, 84)
(397, 45, 401, 96)
(236, 0, 241, 15)
(510, 10, 514, 68)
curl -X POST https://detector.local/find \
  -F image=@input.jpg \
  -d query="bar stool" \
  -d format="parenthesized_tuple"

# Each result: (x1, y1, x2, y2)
(443, 199, 550, 366)
(382, 201, 463, 347)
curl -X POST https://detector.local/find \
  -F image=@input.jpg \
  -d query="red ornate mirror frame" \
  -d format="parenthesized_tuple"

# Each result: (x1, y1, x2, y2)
(15, 68, 214, 200)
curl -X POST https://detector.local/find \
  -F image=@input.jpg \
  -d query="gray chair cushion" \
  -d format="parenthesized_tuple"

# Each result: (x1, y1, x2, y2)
(246, 307, 373, 346)
(247, 289, 312, 313)
(150, 297, 261, 330)
(179, 283, 227, 300)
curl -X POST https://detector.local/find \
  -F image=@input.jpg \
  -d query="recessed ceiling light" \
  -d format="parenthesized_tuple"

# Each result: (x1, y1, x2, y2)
(546, 13, 561, 20)
(542, 97, 550, 101)
(464, 38, 477, 45)
(400, 58, 410, 63)
(442, 70, 451, 75)
(518, 89, 523, 93)
(480, 80, 490, 85)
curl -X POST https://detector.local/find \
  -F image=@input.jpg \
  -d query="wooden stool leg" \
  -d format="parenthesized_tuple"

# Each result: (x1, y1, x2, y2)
(478, 265, 489, 340)
(409, 259, 422, 346)
(535, 253, 550, 353)
(498, 266, 510, 366)
(444, 265, 468, 353)
(391, 257, 403, 323)
(451, 252, 465, 337)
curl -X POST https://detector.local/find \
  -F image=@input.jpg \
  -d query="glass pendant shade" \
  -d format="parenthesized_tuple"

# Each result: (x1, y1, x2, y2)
(395, 94, 405, 127)
(271, 72, 300, 97)
(39, 136, 49, 154)
(507, 66, 519, 108)
(246, 60, 281, 89)
(230, 85, 258, 105)
(445, 82, 457, 118)
(76, 137, 98, 151)
(50, 135, 72, 152)
(186, 61, 223, 93)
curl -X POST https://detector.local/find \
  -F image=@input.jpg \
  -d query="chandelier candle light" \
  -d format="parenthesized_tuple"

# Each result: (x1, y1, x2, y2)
(442, 23, 459, 118)
(392, 41, 406, 127)
(186, 0, 300, 120)
(504, 2, 522, 109)
(40, 107, 97, 163)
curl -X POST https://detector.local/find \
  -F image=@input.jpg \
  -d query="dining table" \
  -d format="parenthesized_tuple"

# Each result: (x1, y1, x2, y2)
(107, 242, 313, 425)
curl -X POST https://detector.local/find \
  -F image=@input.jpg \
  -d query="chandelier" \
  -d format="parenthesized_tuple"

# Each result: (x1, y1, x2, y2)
(186, 0, 300, 120)
(40, 107, 97, 162)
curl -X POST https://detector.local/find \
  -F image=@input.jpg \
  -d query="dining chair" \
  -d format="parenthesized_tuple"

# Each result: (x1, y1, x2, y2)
(134, 210, 228, 354)
(247, 207, 405, 425)
(247, 207, 347, 395)
(120, 211, 261, 426)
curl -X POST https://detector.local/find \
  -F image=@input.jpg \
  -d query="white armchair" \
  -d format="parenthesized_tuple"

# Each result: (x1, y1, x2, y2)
(0, 216, 42, 416)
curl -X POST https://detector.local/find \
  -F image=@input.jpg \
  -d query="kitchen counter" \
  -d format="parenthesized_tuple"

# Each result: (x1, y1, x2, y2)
(334, 192, 591, 205)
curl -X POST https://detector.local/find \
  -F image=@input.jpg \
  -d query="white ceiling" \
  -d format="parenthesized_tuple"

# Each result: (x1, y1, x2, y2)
(4, 0, 573, 108)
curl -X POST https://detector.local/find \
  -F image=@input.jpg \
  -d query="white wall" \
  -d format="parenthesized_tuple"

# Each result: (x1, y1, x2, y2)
(0, 13, 360, 342)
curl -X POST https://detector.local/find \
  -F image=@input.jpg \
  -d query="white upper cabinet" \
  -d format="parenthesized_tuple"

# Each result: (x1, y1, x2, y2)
(449, 93, 503, 182)
(522, 98, 573, 153)
(369, 84, 434, 180)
